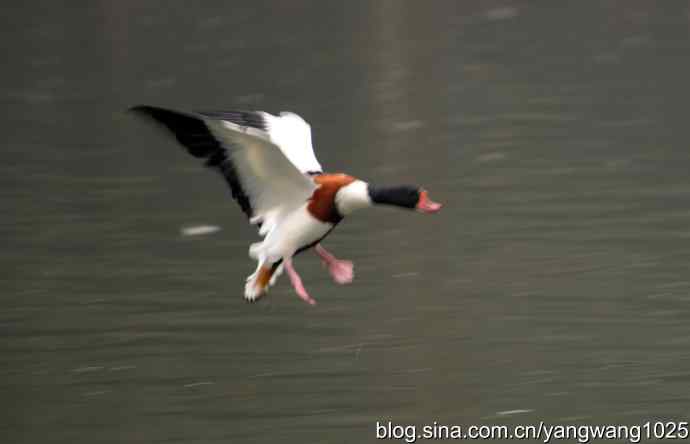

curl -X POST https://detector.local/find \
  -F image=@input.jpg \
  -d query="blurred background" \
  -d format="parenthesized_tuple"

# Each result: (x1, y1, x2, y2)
(3, 1, 690, 443)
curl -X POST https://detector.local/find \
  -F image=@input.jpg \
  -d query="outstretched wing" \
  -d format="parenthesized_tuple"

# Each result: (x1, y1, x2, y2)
(200, 110, 322, 175)
(131, 106, 316, 235)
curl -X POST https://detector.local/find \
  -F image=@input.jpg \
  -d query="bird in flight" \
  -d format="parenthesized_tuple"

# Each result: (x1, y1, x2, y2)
(131, 106, 442, 305)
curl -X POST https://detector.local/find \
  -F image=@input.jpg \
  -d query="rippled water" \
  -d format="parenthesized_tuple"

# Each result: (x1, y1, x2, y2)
(3, 2, 690, 443)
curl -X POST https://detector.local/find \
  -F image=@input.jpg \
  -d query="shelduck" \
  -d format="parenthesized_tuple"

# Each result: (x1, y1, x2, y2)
(131, 106, 442, 305)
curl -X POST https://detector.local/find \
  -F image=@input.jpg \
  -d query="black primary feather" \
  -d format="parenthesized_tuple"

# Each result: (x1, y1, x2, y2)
(130, 105, 254, 219)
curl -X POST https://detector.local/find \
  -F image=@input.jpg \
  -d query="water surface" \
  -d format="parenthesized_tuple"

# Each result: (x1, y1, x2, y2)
(3, 2, 690, 443)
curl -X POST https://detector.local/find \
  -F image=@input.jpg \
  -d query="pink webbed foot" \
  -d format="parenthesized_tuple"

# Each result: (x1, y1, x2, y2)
(315, 244, 354, 285)
(327, 259, 354, 284)
(284, 257, 316, 305)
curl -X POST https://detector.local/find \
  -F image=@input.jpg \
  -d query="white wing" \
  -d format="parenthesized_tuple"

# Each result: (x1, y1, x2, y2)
(205, 118, 317, 235)
(261, 111, 323, 174)
(132, 106, 317, 237)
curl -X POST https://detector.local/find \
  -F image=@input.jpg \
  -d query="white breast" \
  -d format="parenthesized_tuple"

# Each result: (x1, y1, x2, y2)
(251, 204, 333, 263)
(335, 180, 372, 216)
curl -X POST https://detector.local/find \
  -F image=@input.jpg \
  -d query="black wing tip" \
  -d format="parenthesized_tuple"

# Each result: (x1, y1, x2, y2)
(129, 104, 162, 116)
(129, 104, 149, 112)
(129, 104, 255, 220)
(129, 105, 172, 123)
(128, 105, 217, 159)
(128, 105, 194, 120)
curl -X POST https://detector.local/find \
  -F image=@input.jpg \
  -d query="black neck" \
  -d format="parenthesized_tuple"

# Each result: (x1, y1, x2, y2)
(368, 185, 420, 209)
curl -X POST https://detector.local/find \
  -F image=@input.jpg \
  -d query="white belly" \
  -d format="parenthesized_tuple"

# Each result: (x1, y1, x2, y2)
(253, 204, 333, 263)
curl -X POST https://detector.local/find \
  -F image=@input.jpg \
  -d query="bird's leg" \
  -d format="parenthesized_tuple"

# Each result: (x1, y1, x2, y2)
(315, 244, 354, 285)
(284, 257, 316, 305)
